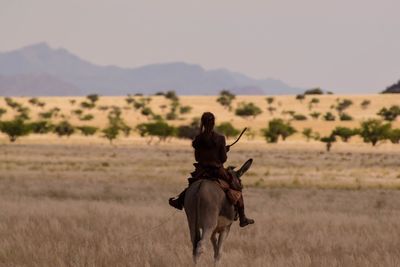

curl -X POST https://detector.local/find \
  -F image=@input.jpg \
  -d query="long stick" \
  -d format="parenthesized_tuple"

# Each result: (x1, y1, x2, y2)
(227, 127, 247, 148)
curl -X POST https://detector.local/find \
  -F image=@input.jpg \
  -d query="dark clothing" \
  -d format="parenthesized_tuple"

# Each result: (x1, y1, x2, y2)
(192, 131, 227, 168)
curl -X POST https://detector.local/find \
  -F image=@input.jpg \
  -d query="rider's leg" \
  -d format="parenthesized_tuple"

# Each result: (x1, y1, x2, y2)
(237, 195, 255, 227)
(169, 188, 186, 210)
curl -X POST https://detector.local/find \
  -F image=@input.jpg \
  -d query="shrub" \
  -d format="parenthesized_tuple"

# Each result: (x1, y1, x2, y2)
(179, 105, 192, 114)
(296, 94, 305, 102)
(292, 114, 307, 121)
(332, 126, 357, 142)
(165, 90, 179, 101)
(217, 90, 236, 110)
(309, 112, 321, 120)
(320, 135, 336, 152)
(53, 121, 75, 138)
(336, 99, 353, 114)
(29, 121, 54, 134)
(136, 121, 175, 144)
(216, 122, 240, 138)
(80, 114, 94, 121)
(141, 107, 153, 117)
(377, 105, 400, 121)
(0, 119, 31, 142)
(86, 94, 99, 104)
(302, 128, 313, 141)
(69, 99, 76, 105)
(0, 108, 6, 118)
(359, 119, 391, 146)
(102, 124, 120, 144)
(28, 98, 39, 105)
(80, 101, 95, 109)
(267, 106, 277, 115)
(265, 97, 275, 105)
(4, 97, 21, 109)
(361, 100, 371, 110)
(387, 129, 400, 144)
(339, 113, 353, 121)
(304, 88, 324, 95)
(176, 119, 200, 140)
(323, 112, 336, 121)
(262, 119, 296, 143)
(235, 102, 262, 119)
(77, 126, 98, 136)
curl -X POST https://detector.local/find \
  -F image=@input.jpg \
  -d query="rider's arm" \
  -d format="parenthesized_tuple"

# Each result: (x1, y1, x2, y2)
(219, 136, 228, 163)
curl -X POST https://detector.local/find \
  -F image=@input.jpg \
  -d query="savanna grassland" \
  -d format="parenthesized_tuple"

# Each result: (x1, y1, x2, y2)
(1, 94, 400, 266)
(1, 141, 400, 266)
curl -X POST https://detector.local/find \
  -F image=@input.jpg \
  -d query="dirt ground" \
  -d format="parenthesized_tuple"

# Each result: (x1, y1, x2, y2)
(1, 141, 400, 266)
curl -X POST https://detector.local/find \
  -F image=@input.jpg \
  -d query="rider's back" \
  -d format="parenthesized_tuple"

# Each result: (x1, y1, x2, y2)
(192, 131, 227, 168)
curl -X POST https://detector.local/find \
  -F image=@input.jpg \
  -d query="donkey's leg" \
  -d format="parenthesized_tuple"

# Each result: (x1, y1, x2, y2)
(211, 230, 219, 260)
(214, 227, 230, 263)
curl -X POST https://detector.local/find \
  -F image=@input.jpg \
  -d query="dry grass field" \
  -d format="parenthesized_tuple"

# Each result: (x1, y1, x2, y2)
(1, 141, 400, 266)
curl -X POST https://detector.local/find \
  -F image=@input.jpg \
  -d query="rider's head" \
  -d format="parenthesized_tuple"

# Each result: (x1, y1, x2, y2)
(200, 112, 215, 135)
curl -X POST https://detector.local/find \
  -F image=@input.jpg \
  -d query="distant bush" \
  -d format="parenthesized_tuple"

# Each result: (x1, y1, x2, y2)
(267, 106, 277, 115)
(377, 105, 400, 121)
(216, 122, 240, 139)
(339, 113, 353, 121)
(179, 105, 192, 114)
(102, 124, 120, 144)
(86, 94, 99, 104)
(360, 100, 371, 110)
(265, 97, 275, 105)
(320, 135, 336, 152)
(359, 119, 391, 146)
(53, 121, 75, 138)
(292, 114, 307, 121)
(0, 108, 6, 118)
(217, 90, 236, 111)
(302, 128, 313, 141)
(176, 119, 200, 140)
(262, 119, 296, 143)
(323, 112, 336, 121)
(387, 129, 400, 144)
(165, 90, 179, 101)
(80, 101, 95, 109)
(309, 112, 321, 120)
(235, 102, 262, 119)
(77, 126, 98, 136)
(0, 119, 31, 142)
(4, 97, 21, 109)
(29, 121, 54, 134)
(332, 126, 357, 142)
(80, 114, 94, 121)
(304, 88, 323, 95)
(296, 94, 305, 102)
(336, 99, 353, 114)
(136, 120, 175, 144)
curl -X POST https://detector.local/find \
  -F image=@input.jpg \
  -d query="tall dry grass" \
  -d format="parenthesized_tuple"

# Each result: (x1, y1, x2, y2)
(1, 142, 400, 266)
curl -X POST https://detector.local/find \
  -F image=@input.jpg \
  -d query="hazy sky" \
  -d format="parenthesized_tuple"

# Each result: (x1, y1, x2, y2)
(0, 0, 399, 93)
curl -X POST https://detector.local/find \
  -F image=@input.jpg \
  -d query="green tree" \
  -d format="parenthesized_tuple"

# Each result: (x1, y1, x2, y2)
(320, 135, 336, 152)
(179, 105, 192, 114)
(136, 120, 175, 144)
(387, 129, 400, 144)
(336, 99, 353, 114)
(216, 90, 236, 110)
(339, 113, 353, 121)
(86, 94, 99, 104)
(29, 121, 54, 134)
(292, 114, 307, 121)
(216, 122, 240, 139)
(304, 88, 324, 95)
(359, 119, 391, 146)
(102, 124, 120, 144)
(309, 112, 321, 120)
(80, 114, 94, 121)
(262, 119, 296, 143)
(360, 100, 371, 110)
(332, 126, 357, 142)
(53, 121, 75, 138)
(323, 112, 336, 121)
(377, 105, 400, 121)
(302, 128, 313, 141)
(235, 102, 262, 119)
(265, 97, 275, 105)
(0, 108, 6, 118)
(0, 119, 31, 142)
(165, 90, 179, 101)
(295, 94, 305, 102)
(77, 126, 98, 136)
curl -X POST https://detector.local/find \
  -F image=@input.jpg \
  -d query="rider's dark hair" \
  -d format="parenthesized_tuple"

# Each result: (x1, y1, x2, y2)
(200, 112, 215, 135)
(196, 112, 216, 148)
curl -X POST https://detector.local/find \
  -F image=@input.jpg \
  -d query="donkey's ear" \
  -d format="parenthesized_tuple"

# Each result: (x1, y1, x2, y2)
(236, 158, 253, 178)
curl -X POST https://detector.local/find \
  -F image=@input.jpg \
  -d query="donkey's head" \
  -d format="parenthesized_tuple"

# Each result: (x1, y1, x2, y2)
(227, 158, 253, 179)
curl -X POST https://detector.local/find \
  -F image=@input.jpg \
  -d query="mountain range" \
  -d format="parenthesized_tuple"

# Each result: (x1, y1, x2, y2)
(0, 43, 302, 96)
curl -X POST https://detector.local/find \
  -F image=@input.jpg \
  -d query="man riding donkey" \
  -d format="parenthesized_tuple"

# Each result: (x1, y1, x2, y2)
(169, 112, 254, 227)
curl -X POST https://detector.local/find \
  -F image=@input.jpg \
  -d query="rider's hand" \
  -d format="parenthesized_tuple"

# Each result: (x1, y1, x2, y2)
(225, 145, 230, 152)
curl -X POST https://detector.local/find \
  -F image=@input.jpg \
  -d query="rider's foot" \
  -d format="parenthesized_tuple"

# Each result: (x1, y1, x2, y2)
(169, 197, 183, 210)
(239, 217, 255, 227)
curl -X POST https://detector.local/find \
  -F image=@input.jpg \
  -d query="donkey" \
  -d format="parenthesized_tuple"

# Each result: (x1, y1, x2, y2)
(184, 159, 253, 264)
